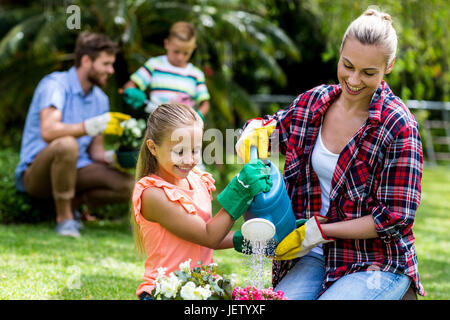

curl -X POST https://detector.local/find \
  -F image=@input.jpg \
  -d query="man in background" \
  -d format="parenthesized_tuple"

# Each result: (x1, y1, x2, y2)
(15, 32, 134, 237)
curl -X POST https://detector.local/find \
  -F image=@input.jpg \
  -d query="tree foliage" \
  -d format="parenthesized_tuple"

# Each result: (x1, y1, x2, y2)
(0, 0, 448, 149)
(306, 0, 449, 102)
(0, 0, 300, 147)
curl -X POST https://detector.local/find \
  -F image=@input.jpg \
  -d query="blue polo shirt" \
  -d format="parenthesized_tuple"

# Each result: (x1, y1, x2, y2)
(15, 66, 109, 192)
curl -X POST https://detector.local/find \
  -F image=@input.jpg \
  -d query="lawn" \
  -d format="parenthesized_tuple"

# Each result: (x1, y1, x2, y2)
(0, 164, 448, 300)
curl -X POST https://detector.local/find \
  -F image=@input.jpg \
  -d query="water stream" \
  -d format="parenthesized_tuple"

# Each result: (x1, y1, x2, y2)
(241, 238, 277, 289)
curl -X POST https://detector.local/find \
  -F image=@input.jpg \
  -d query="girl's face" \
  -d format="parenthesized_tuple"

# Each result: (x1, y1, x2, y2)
(337, 37, 394, 106)
(147, 123, 203, 185)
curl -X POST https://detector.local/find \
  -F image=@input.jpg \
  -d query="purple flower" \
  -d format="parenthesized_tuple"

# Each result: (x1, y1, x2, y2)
(232, 286, 289, 300)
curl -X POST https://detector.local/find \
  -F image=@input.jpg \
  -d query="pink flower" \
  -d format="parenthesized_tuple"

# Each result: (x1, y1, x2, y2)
(232, 286, 289, 300)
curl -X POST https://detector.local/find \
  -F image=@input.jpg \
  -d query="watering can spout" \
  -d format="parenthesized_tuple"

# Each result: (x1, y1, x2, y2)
(242, 146, 296, 244)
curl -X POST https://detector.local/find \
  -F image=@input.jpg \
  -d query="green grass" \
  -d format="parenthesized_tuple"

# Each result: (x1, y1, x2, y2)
(0, 218, 266, 300)
(0, 221, 143, 299)
(413, 165, 450, 299)
(0, 165, 448, 299)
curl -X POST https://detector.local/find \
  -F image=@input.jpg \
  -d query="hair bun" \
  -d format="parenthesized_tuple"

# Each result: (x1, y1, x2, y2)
(363, 8, 378, 17)
(380, 13, 392, 22)
(340, 7, 397, 67)
(363, 7, 392, 23)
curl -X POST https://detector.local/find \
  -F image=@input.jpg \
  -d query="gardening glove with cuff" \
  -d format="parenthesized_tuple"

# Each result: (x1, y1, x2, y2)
(218, 159, 273, 221)
(123, 87, 147, 109)
(236, 118, 276, 164)
(84, 112, 131, 136)
(274, 215, 335, 260)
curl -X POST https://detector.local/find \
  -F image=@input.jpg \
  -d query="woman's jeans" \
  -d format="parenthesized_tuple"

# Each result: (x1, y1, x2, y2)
(275, 251, 411, 300)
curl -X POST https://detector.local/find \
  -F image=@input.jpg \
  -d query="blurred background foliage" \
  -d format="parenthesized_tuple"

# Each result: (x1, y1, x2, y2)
(1, 0, 447, 150)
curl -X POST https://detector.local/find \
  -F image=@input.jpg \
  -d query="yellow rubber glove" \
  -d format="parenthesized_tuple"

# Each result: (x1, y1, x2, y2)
(274, 215, 334, 260)
(236, 118, 276, 164)
(84, 112, 131, 136)
(104, 112, 131, 136)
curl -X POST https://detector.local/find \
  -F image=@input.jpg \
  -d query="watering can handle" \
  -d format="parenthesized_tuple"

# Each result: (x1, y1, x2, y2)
(250, 146, 259, 161)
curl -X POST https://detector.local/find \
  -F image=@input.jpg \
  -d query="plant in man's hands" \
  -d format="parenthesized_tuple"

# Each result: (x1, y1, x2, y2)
(117, 118, 146, 151)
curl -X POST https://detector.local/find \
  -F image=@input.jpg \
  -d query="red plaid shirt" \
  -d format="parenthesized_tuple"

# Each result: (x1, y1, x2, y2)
(257, 81, 425, 296)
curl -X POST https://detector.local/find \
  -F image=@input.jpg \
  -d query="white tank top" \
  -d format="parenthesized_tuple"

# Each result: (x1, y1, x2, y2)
(310, 126, 339, 255)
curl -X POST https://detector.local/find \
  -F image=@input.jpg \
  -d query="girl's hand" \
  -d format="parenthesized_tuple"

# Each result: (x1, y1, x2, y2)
(139, 160, 271, 249)
(218, 159, 273, 220)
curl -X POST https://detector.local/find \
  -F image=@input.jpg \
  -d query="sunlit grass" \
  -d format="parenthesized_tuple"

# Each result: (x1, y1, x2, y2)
(0, 165, 448, 299)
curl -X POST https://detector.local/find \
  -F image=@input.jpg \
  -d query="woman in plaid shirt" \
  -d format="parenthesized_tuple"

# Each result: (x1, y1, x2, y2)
(237, 8, 424, 299)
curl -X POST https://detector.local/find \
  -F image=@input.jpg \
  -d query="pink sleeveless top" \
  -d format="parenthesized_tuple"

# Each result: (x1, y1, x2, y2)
(132, 167, 216, 297)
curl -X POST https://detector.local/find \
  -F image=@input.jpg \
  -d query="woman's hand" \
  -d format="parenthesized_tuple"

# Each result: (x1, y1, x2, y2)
(274, 215, 334, 260)
(236, 119, 276, 163)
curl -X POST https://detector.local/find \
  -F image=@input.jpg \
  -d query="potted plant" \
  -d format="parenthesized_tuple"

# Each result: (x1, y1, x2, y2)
(115, 117, 146, 168)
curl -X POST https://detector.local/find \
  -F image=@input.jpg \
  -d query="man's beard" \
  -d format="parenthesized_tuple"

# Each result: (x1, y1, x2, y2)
(87, 68, 108, 88)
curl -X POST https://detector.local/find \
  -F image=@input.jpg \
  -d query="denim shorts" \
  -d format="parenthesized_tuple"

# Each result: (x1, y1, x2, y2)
(275, 251, 411, 300)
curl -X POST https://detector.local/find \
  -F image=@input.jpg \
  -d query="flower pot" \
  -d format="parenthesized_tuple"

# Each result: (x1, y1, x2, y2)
(116, 149, 139, 169)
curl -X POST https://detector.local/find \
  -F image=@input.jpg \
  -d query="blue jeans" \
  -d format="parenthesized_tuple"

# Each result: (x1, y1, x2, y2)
(274, 251, 411, 300)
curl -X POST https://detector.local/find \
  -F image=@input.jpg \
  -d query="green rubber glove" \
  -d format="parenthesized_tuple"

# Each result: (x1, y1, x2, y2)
(196, 109, 205, 122)
(233, 230, 247, 253)
(123, 88, 147, 108)
(296, 219, 308, 228)
(218, 159, 272, 220)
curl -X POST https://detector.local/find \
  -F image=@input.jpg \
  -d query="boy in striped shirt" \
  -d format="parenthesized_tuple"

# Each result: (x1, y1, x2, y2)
(123, 21, 210, 120)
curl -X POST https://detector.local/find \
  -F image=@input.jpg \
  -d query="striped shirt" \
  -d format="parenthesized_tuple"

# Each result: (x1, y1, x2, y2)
(254, 81, 425, 296)
(130, 55, 210, 107)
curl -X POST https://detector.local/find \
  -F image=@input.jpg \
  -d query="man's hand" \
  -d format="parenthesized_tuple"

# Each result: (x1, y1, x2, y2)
(84, 112, 131, 136)
(104, 150, 129, 172)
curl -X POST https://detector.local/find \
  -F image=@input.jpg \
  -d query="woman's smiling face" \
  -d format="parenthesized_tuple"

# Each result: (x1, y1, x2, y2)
(337, 37, 394, 105)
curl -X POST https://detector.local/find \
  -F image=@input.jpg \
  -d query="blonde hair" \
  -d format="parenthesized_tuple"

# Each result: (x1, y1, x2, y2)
(168, 21, 196, 42)
(340, 7, 398, 67)
(131, 103, 203, 255)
